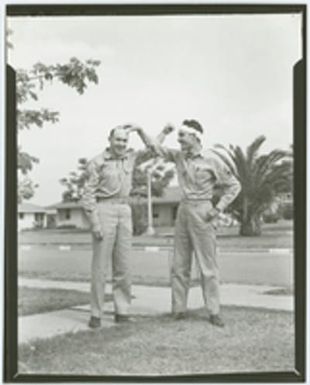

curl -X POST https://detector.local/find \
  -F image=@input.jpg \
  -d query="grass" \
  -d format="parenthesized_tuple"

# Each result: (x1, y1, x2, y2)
(18, 306, 294, 376)
(19, 287, 112, 316)
(20, 271, 201, 288)
(263, 287, 294, 296)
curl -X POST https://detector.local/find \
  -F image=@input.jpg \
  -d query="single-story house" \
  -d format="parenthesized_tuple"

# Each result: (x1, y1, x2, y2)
(18, 203, 47, 230)
(46, 201, 90, 229)
(49, 186, 182, 230)
(151, 186, 181, 227)
(48, 186, 239, 230)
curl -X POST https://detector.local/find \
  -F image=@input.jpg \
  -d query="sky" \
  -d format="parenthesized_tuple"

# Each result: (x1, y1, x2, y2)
(7, 13, 302, 206)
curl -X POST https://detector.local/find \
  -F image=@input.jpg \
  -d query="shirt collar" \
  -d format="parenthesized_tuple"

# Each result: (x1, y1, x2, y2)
(183, 148, 203, 160)
(103, 147, 130, 160)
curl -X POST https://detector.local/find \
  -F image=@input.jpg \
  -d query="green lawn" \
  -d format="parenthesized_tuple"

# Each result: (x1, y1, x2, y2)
(18, 306, 294, 376)
(19, 287, 112, 316)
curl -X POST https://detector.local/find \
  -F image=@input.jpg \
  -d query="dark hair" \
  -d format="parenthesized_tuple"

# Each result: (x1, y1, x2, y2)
(182, 119, 203, 134)
(109, 124, 131, 139)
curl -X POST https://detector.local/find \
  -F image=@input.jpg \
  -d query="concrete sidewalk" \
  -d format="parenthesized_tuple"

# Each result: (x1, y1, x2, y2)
(19, 278, 294, 345)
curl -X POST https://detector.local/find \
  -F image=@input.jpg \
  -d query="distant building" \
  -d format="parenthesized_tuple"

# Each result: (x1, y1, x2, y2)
(49, 186, 182, 230)
(151, 186, 181, 227)
(18, 203, 47, 230)
(47, 201, 89, 229)
(49, 186, 239, 230)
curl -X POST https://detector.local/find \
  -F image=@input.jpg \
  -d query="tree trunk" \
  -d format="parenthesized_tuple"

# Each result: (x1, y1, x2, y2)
(239, 216, 262, 236)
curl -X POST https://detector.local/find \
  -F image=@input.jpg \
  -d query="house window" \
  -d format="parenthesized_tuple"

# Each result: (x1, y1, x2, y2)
(35, 213, 43, 221)
(173, 205, 178, 221)
(65, 209, 71, 220)
(153, 208, 159, 219)
(19, 213, 24, 219)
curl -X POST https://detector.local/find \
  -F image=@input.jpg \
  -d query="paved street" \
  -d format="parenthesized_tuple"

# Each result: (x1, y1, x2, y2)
(19, 246, 293, 287)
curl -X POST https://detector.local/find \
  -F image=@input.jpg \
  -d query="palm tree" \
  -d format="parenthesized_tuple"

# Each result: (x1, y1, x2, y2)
(213, 136, 293, 236)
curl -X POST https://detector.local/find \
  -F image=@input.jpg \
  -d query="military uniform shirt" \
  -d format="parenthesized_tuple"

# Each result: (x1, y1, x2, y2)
(82, 148, 141, 213)
(157, 147, 241, 211)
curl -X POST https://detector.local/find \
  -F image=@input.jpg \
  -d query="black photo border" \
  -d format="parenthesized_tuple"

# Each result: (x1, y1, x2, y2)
(4, 3, 307, 383)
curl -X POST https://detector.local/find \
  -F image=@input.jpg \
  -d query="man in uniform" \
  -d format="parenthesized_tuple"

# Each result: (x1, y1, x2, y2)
(156, 119, 241, 327)
(82, 124, 153, 328)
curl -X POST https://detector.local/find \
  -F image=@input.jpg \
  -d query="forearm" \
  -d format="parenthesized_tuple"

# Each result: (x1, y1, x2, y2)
(156, 131, 168, 145)
(136, 123, 173, 147)
(135, 127, 170, 159)
(134, 124, 177, 161)
(156, 123, 174, 144)
(216, 180, 241, 212)
(84, 209, 101, 232)
(81, 163, 101, 231)
(81, 192, 101, 231)
(136, 127, 155, 148)
(151, 125, 176, 159)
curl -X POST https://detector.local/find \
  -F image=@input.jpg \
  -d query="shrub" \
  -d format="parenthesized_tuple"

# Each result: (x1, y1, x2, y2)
(130, 200, 147, 235)
(282, 202, 294, 220)
(263, 212, 280, 223)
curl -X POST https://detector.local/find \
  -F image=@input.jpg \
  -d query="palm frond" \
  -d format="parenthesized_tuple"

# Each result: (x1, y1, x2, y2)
(232, 146, 251, 189)
(211, 149, 237, 177)
(246, 135, 266, 166)
(213, 144, 236, 164)
(253, 150, 290, 191)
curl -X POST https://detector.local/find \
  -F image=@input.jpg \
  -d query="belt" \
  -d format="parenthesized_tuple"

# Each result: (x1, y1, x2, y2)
(181, 198, 212, 204)
(96, 197, 129, 204)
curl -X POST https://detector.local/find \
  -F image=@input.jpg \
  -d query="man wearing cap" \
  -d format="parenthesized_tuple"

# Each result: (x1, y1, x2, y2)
(82, 124, 154, 328)
(156, 119, 241, 327)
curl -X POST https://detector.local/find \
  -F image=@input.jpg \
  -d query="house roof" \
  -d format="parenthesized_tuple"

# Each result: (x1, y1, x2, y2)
(48, 186, 182, 210)
(46, 201, 82, 210)
(18, 203, 47, 213)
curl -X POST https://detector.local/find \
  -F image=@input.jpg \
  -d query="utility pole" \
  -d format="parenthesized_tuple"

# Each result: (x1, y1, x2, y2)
(146, 169, 155, 235)
(138, 156, 172, 236)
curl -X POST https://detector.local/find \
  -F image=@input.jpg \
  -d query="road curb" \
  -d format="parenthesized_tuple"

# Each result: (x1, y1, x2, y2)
(20, 244, 293, 254)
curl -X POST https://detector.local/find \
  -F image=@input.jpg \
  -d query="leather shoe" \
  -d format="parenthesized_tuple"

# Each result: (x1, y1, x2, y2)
(88, 316, 101, 329)
(173, 312, 186, 320)
(209, 314, 225, 327)
(114, 314, 131, 323)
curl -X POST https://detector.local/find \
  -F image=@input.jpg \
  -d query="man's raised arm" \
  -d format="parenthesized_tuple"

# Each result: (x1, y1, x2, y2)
(126, 124, 154, 149)
(156, 123, 175, 144)
(153, 124, 178, 163)
(127, 123, 178, 163)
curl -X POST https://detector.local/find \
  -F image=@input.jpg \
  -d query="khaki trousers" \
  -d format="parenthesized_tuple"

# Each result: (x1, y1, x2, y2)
(91, 202, 132, 318)
(171, 201, 220, 315)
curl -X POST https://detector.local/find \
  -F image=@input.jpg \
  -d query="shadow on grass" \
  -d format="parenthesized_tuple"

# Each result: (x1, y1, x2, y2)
(18, 306, 294, 376)
(19, 287, 113, 316)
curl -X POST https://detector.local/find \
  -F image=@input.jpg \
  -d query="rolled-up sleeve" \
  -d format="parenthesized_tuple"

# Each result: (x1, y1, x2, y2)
(212, 158, 241, 212)
(152, 144, 179, 163)
(81, 161, 101, 231)
(134, 137, 180, 164)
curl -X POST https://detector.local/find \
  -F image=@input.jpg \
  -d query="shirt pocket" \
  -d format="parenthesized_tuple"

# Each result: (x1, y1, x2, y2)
(195, 165, 214, 184)
(97, 162, 114, 181)
(122, 160, 134, 174)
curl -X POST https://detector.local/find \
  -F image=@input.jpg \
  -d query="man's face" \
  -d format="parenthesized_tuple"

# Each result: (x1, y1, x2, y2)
(177, 127, 197, 152)
(109, 128, 129, 157)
